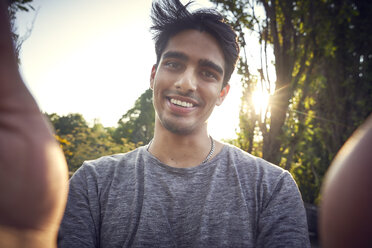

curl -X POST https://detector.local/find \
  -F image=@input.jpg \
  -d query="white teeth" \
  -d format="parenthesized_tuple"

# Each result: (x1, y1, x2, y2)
(170, 98, 193, 108)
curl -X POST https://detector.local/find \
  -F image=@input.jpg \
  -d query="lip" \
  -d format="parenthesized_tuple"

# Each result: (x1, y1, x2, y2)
(167, 95, 199, 106)
(166, 95, 198, 114)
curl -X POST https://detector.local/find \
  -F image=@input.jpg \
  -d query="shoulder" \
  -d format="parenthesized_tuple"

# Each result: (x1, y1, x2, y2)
(222, 143, 288, 178)
(221, 144, 298, 198)
(69, 146, 146, 185)
(84, 147, 142, 169)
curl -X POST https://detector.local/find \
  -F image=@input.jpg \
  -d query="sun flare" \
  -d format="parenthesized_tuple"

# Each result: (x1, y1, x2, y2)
(252, 85, 270, 122)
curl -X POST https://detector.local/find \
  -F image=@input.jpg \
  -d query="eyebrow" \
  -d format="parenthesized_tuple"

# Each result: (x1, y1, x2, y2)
(162, 51, 189, 61)
(199, 59, 224, 75)
(162, 51, 224, 75)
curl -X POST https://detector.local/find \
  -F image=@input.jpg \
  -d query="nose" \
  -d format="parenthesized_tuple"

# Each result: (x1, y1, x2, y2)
(174, 69, 197, 93)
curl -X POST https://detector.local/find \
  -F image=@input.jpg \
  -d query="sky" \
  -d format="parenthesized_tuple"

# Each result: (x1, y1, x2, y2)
(15, 0, 249, 140)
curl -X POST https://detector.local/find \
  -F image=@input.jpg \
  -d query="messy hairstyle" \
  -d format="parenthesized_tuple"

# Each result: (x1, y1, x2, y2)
(150, 0, 239, 87)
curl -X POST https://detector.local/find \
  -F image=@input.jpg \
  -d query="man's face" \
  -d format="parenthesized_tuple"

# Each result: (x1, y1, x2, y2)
(150, 29, 230, 135)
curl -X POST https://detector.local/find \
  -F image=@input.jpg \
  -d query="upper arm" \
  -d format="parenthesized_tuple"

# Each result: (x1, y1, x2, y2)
(256, 172, 310, 248)
(58, 166, 100, 248)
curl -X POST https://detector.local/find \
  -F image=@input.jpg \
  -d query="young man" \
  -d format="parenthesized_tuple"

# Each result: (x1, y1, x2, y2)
(58, 0, 310, 247)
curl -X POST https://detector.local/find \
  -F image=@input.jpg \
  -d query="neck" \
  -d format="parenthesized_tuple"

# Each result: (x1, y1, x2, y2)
(148, 123, 213, 168)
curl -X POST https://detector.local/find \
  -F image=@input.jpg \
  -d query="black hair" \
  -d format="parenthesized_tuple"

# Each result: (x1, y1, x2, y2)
(150, 0, 239, 87)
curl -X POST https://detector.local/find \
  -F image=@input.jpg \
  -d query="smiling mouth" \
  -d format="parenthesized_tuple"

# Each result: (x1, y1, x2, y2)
(169, 98, 194, 108)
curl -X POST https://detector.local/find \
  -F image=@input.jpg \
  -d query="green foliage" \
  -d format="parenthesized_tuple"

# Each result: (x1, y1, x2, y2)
(44, 89, 155, 173)
(113, 88, 155, 144)
(46, 113, 138, 172)
(211, 0, 372, 204)
(236, 76, 262, 156)
(48, 113, 88, 136)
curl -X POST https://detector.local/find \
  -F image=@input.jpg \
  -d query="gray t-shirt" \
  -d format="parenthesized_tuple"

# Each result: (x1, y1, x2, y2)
(58, 144, 310, 247)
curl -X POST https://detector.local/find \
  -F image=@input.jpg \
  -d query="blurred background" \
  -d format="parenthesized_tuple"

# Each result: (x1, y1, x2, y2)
(9, 0, 372, 246)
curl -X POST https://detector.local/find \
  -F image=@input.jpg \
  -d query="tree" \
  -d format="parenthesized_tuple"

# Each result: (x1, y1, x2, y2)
(46, 113, 137, 172)
(47, 113, 88, 136)
(8, 0, 34, 61)
(67, 122, 136, 172)
(113, 89, 155, 145)
(211, 0, 372, 204)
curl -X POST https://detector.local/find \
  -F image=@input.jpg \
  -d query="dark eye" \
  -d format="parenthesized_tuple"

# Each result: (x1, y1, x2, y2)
(201, 70, 217, 80)
(164, 61, 181, 70)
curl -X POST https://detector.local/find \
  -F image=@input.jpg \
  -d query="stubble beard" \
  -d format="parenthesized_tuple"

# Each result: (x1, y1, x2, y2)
(154, 91, 207, 136)
(159, 116, 195, 135)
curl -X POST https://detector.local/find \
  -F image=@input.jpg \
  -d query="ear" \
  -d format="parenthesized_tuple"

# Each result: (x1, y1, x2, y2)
(150, 64, 157, 89)
(216, 83, 230, 106)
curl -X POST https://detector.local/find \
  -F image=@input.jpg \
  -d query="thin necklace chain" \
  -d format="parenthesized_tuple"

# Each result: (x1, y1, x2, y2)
(146, 136, 215, 164)
(202, 136, 215, 164)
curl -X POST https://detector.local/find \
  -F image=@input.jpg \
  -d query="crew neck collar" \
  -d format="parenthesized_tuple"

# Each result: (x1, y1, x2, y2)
(142, 143, 227, 173)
